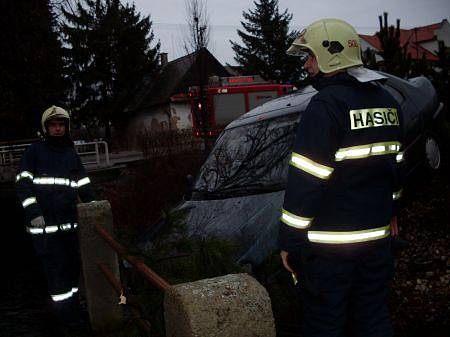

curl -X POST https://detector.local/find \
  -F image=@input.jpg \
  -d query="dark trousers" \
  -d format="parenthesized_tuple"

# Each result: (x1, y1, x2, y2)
(296, 244, 394, 337)
(31, 230, 81, 325)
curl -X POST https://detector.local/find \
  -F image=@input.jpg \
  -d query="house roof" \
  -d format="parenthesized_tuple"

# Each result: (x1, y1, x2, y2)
(404, 41, 439, 62)
(359, 20, 444, 62)
(224, 66, 244, 76)
(360, 34, 382, 50)
(125, 48, 230, 113)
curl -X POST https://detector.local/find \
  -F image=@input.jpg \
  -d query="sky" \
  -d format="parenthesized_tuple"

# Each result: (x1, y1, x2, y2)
(124, 0, 450, 65)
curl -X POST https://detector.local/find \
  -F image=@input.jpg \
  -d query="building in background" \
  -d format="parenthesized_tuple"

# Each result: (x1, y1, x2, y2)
(360, 19, 450, 63)
(125, 48, 230, 140)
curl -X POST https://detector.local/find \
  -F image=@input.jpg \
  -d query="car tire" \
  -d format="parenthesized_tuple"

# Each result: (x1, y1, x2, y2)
(424, 135, 441, 171)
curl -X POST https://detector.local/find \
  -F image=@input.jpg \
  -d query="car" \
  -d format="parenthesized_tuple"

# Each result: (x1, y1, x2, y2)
(178, 71, 444, 266)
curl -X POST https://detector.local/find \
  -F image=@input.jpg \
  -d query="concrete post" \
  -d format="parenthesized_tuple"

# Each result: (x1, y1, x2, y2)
(164, 273, 276, 337)
(77, 200, 123, 331)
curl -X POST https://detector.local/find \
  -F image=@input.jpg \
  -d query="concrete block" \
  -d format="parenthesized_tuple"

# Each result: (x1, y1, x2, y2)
(77, 200, 123, 331)
(164, 273, 276, 337)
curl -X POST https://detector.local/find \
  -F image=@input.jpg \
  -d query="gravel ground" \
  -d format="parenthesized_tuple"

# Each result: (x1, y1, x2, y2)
(389, 162, 450, 336)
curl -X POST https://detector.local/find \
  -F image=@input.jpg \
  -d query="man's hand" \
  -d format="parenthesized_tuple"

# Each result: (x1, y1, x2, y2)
(390, 216, 399, 237)
(30, 216, 45, 228)
(280, 250, 295, 274)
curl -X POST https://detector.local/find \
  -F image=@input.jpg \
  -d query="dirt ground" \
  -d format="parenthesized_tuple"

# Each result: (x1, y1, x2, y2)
(388, 161, 450, 336)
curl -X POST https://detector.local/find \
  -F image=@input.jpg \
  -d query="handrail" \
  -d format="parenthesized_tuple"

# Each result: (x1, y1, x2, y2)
(98, 263, 152, 334)
(0, 138, 40, 146)
(76, 141, 110, 166)
(0, 140, 110, 167)
(95, 223, 171, 292)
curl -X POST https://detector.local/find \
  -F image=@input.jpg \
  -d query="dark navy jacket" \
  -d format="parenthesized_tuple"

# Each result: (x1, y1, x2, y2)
(279, 73, 404, 252)
(16, 137, 94, 232)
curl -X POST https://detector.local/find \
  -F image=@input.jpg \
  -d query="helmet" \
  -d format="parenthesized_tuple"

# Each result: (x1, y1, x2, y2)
(41, 105, 70, 134)
(287, 18, 363, 73)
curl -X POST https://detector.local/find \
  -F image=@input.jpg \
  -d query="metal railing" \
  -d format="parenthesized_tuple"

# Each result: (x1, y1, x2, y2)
(95, 223, 170, 292)
(75, 141, 110, 167)
(98, 263, 152, 334)
(0, 140, 110, 168)
(94, 223, 171, 335)
(0, 141, 33, 166)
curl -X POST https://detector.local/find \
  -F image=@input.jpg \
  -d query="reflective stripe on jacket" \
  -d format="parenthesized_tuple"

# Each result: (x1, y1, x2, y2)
(16, 139, 95, 228)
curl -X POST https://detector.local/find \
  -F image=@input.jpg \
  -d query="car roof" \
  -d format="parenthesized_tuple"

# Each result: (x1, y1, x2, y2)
(224, 71, 431, 131)
(225, 85, 317, 129)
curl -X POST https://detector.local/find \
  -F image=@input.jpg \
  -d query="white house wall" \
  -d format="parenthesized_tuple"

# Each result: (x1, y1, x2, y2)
(128, 106, 168, 134)
(170, 102, 192, 129)
(420, 40, 439, 54)
(436, 19, 450, 46)
(128, 102, 192, 136)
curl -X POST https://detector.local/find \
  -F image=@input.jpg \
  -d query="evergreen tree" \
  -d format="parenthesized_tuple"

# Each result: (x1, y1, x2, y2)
(61, 0, 160, 142)
(375, 12, 412, 78)
(230, 0, 302, 83)
(0, 0, 66, 140)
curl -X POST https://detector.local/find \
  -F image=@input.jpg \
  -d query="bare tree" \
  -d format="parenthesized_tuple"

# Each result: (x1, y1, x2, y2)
(184, 0, 210, 53)
(184, 0, 212, 150)
(195, 114, 297, 192)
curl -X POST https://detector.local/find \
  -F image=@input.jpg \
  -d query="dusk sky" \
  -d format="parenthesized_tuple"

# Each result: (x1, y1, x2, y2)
(125, 0, 450, 64)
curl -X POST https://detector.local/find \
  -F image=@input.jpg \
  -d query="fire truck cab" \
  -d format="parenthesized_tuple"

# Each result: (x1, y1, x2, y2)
(190, 75, 295, 137)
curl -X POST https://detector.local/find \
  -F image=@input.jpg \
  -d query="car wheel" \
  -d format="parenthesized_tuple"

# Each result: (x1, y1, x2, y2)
(424, 136, 441, 170)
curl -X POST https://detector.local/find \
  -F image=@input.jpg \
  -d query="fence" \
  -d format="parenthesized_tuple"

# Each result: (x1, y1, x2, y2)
(94, 222, 170, 334)
(77, 200, 276, 337)
(0, 140, 110, 168)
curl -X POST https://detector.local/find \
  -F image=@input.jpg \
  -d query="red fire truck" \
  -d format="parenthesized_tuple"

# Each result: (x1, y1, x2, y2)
(190, 76, 295, 137)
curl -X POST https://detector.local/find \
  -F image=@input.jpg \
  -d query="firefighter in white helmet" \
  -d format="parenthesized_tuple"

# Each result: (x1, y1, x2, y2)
(16, 106, 94, 329)
(279, 19, 403, 337)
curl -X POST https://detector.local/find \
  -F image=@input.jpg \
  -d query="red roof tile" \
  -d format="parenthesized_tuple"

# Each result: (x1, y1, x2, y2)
(405, 43, 439, 61)
(360, 34, 381, 50)
(359, 21, 443, 61)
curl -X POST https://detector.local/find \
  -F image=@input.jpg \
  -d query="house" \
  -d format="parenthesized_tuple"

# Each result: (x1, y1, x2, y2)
(125, 48, 230, 138)
(360, 19, 450, 63)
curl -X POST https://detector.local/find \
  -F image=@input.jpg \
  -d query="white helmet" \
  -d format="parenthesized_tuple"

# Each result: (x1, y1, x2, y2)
(287, 18, 363, 73)
(41, 105, 70, 134)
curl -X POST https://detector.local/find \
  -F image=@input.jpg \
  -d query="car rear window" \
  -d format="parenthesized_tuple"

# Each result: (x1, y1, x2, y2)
(194, 113, 299, 193)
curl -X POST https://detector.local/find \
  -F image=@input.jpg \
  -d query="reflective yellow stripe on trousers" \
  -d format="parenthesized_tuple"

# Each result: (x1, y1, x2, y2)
(308, 225, 390, 244)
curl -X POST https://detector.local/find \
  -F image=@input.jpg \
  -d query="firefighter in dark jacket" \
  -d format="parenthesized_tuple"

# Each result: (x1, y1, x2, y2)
(16, 105, 94, 327)
(279, 19, 403, 337)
